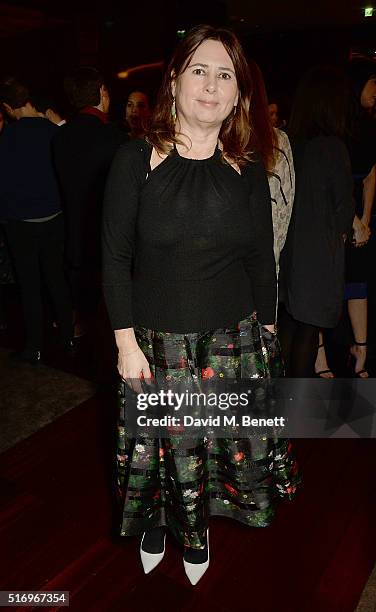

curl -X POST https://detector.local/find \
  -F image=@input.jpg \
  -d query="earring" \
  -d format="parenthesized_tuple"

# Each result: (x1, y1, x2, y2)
(171, 97, 176, 121)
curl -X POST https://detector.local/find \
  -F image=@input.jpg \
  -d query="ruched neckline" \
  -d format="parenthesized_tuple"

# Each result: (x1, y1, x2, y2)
(171, 143, 221, 164)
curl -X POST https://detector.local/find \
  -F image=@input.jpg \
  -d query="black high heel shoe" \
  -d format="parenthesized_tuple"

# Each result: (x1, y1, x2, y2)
(349, 341, 369, 378)
(140, 526, 166, 574)
(183, 529, 210, 586)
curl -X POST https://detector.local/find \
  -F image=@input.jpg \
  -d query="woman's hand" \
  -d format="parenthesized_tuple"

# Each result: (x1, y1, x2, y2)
(115, 328, 152, 392)
(118, 346, 152, 392)
(353, 221, 370, 247)
(262, 324, 276, 334)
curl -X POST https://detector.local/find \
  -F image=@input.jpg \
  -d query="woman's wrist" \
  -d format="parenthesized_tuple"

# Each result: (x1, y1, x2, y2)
(114, 327, 138, 352)
(118, 347, 140, 356)
(352, 215, 362, 230)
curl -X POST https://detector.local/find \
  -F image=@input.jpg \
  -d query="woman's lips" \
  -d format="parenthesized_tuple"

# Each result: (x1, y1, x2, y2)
(196, 100, 218, 107)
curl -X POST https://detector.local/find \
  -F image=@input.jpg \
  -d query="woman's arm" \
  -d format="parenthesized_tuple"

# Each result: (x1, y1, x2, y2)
(243, 160, 277, 329)
(102, 145, 139, 330)
(270, 129, 296, 258)
(361, 164, 376, 227)
(102, 143, 151, 385)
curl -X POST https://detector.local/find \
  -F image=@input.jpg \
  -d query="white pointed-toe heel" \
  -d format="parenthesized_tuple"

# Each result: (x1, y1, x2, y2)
(183, 529, 210, 586)
(140, 531, 166, 574)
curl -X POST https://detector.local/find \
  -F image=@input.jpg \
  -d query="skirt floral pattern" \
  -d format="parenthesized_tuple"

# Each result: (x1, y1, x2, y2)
(116, 312, 301, 550)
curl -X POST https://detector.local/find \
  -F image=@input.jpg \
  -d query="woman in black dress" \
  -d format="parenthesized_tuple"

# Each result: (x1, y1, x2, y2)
(278, 66, 355, 377)
(103, 25, 300, 585)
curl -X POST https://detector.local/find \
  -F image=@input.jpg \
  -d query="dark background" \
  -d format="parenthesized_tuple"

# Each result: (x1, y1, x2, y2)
(0, 0, 375, 117)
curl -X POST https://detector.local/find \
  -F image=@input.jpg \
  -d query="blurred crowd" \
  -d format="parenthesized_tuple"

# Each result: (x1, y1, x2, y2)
(0, 52, 375, 377)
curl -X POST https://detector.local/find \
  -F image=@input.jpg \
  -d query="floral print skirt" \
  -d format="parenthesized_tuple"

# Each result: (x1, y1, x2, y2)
(116, 312, 301, 550)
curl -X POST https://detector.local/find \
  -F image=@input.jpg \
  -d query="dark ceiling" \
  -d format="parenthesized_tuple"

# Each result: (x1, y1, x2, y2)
(228, 0, 374, 28)
(0, 0, 375, 106)
(0, 0, 375, 38)
(0, 3, 67, 39)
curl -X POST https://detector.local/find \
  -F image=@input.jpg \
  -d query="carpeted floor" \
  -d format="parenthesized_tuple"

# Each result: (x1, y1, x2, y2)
(357, 565, 376, 612)
(0, 348, 96, 453)
(0, 286, 375, 610)
(0, 405, 375, 611)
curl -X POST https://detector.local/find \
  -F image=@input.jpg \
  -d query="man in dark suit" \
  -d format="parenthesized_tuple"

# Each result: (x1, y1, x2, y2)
(53, 67, 127, 337)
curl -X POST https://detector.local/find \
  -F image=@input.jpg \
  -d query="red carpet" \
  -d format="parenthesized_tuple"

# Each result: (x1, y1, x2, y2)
(0, 392, 375, 612)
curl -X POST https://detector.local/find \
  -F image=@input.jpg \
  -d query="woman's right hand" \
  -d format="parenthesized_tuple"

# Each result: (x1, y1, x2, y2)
(353, 222, 370, 247)
(118, 346, 152, 393)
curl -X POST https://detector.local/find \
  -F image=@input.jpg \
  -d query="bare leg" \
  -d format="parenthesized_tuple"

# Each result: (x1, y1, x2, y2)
(315, 330, 334, 378)
(348, 298, 369, 378)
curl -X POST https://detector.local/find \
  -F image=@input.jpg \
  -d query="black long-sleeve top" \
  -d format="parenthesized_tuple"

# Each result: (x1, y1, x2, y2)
(102, 139, 276, 332)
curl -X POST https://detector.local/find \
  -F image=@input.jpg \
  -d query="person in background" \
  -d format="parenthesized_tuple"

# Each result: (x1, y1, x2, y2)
(53, 67, 126, 338)
(33, 93, 66, 126)
(0, 77, 73, 363)
(123, 90, 151, 139)
(103, 24, 299, 586)
(268, 95, 287, 129)
(278, 66, 355, 377)
(269, 101, 280, 128)
(343, 59, 376, 377)
(248, 60, 295, 279)
(314, 62, 376, 378)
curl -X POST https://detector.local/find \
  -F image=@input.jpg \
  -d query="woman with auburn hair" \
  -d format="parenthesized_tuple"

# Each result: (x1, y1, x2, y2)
(103, 24, 300, 585)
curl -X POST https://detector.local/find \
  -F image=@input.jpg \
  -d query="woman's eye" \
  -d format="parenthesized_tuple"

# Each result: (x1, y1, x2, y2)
(193, 68, 205, 75)
(219, 72, 232, 80)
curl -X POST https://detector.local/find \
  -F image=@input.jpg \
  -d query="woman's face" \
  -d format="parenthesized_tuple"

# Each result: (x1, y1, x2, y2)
(360, 76, 376, 111)
(172, 39, 239, 129)
(125, 92, 150, 130)
(268, 103, 279, 127)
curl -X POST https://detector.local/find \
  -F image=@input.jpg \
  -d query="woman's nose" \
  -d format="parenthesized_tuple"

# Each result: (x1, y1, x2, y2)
(204, 74, 217, 93)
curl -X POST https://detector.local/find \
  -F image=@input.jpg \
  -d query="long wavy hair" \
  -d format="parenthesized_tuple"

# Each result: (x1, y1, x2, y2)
(147, 24, 256, 167)
(247, 59, 277, 171)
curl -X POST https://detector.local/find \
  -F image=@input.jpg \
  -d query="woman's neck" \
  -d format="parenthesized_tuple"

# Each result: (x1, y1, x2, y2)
(175, 119, 220, 159)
